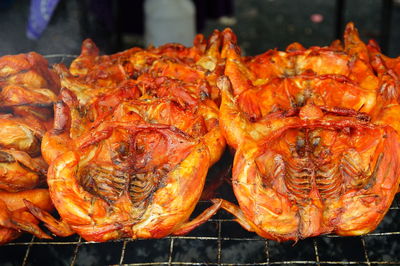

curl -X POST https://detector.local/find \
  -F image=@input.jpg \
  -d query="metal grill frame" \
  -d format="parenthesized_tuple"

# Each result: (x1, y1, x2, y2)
(2, 54, 400, 266)
(4, 203, 400, 265)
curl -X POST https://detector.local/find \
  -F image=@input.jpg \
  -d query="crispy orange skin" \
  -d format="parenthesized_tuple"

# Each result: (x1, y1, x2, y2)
(0, 189, 53, 245)
(0, 52, 59, 117)
(0, 52, 60, 244)
(40, 98, 218, 241)
(217, 23, 400, 241)
(36, 35, 228, 240)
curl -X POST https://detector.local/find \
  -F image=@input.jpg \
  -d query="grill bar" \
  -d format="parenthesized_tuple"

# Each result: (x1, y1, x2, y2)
(361, 237, 371, 266)
(217, 220, 222, 264)
(21, 235, 34, 266)
(168, 237, 174, 265)
(69, 237, 82, 266)
(119, 240, 127, 265)
(6, 229, 400, 246)
(2, 200, 400, 263)
(29, 259, 400, 265)
(313, 238, 321, 266)
(264, 240, 269, 264)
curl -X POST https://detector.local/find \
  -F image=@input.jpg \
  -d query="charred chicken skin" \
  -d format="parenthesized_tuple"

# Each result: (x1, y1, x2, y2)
(216, 23, 400, 241)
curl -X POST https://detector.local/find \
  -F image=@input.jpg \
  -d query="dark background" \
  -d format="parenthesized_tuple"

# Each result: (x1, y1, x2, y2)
(0, 0, 399, 57)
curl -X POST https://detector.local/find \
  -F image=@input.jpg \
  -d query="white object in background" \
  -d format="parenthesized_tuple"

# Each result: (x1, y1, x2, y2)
(144, 0, 196, 47)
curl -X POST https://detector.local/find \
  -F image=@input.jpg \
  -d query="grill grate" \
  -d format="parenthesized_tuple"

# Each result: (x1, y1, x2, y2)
(3, 200, 400, 266)
(2, 55, 400, 265)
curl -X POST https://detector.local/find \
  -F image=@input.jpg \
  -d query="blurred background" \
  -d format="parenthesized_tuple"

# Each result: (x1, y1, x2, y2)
(0, 0, 399, 57)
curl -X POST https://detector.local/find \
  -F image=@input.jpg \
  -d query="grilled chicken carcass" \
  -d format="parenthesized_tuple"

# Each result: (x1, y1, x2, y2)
(29, 84, 223, 241)
(29, 32, 228, 241)
(215, 23, 400, 241)
(0, 52, 57, 194)
(0, 53, 59, 244)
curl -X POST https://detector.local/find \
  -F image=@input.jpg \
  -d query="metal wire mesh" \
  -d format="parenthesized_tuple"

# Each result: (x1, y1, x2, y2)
(2, 55, 400, 265)
(3, 197, 400, 266)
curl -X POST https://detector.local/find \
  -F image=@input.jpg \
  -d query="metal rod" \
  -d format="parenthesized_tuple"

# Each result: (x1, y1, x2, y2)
(69, 236, 82, 266)
(264, 240, 270, 264)
(361, 237, 371, 266)
(217, 220, 222, 264)
(313, 238, 321, 266)
(119, 240, 127, 265)
(21, 235, 35, 266)
(168, 238, 174, 265)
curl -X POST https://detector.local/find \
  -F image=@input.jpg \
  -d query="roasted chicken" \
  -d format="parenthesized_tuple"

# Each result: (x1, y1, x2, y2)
(215, 23, 400, 241)
(29, 86, 223, 241)
(3, 23, 400, 245)
(28, 33, 228, 241)
(0, 53, 58, 244)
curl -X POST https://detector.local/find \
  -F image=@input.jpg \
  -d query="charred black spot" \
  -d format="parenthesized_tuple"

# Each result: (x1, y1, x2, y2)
(295, 137, 305, 157)
(118, 142, 128, 156)
(363, 153, 384, 190)
(312, 137, 321, 147)
(78, 106, 87, 118)
(355, 112, 371, 122)
(0, 150, 15, 163)
(200, 91, 209, 100)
